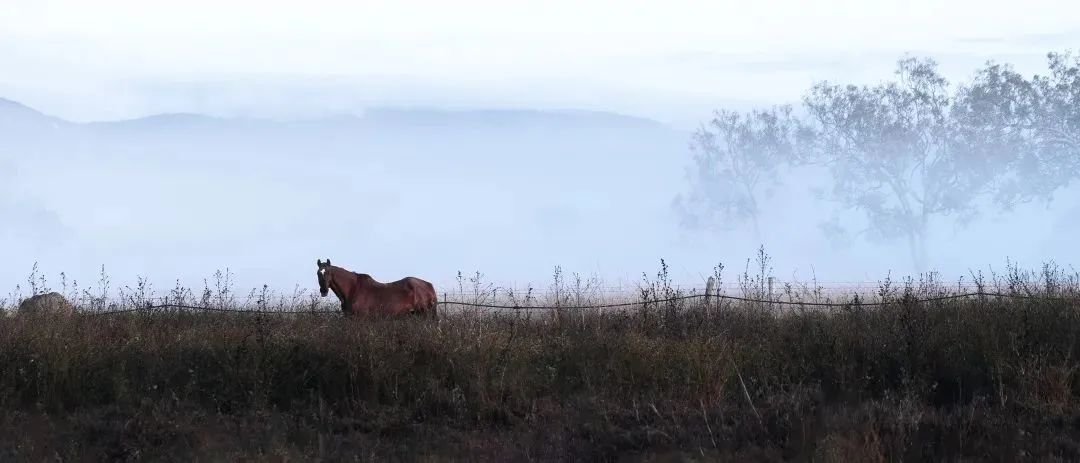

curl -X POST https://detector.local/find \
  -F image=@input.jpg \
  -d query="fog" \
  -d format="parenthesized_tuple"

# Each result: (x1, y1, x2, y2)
(2, 2, 1079, 299)
(3, 97, 1077, 296)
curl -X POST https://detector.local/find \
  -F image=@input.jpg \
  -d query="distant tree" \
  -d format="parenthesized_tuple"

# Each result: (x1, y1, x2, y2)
(1030, 51, 1080, 190)
(949, 60, 1042, 211)
(678, 52, 1078, 272)
(948, 51, 1080, 213)
(803, 55, 1078, 271)
(802, 57, 977, 271)
(673, 105, 803, 237)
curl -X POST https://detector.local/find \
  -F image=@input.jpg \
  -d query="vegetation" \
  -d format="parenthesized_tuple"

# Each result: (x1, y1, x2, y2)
(673, 105, 807, 238)
(677, 50, 1080, 271)
(2, 259, 1079, 461)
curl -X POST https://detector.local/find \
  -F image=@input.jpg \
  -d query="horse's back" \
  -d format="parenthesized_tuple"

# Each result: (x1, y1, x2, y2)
(359, 275, 437, 316)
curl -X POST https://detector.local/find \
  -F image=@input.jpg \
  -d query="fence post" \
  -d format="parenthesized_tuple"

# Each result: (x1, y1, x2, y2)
(768, 277, 775, 311)
(705, 276, 716, 305)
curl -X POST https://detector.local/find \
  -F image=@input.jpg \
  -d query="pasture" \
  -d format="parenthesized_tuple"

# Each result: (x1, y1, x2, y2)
(1, 261, 1079, 461)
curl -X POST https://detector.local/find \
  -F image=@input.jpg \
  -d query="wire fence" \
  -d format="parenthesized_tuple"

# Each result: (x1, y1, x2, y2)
(42, 282, 987, 308)
(7, 274, 1026, 310)
(7, 273, 1078, 317)
(66, 290, 1077, 316)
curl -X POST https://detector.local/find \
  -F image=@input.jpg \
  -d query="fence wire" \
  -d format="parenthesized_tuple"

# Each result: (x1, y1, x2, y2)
(71, 290, 1077, 316)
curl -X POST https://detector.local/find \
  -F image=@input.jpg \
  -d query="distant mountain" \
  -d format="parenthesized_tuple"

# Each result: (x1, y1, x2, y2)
(0, 98, 71, 133)
(0, 98, 678, 138)
(0, 98, 671, 129)
(359, 107, 669, 131)
(0, 97, 693, 196)
(0, 97, 691, 171)
(87, 112, 224, 129)
(0, 98, 44, 118)
(0, 97, 700, 288)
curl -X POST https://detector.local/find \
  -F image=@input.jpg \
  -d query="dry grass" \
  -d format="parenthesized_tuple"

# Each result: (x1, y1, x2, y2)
(1, 257, 1079, 461)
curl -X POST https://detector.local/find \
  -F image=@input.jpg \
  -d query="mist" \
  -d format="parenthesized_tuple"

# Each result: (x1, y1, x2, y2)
(3, 94, 1077, 297)
(2, 2, 1079, 300)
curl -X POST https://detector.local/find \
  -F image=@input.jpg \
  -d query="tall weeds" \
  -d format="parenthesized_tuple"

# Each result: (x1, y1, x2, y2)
(0, 259, 1078, 460)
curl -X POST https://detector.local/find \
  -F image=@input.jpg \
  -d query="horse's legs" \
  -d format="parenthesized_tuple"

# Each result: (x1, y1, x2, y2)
(405, 304, 436, 320)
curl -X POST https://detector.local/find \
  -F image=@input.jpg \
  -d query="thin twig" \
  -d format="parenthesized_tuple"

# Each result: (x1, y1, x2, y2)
(732, 358, 762, 426)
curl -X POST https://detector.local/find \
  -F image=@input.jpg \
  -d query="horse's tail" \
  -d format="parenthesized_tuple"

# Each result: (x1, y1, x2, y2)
(426, 283, 439, 320)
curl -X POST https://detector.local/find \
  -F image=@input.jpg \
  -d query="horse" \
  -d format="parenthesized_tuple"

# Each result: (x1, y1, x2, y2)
(316, 259, 438, 318)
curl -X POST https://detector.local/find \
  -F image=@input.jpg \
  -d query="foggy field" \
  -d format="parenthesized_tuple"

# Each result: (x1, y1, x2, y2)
(2, 262, 1079, 461)
(3, 3, 1080, 461)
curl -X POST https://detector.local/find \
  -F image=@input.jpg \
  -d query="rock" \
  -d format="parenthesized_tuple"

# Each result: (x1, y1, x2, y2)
(18, 292, 75, 317)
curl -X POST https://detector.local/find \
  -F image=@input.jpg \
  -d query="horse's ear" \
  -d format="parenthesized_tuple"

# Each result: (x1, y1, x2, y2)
(317, 259, 323, 266)
(326, 258, 331, 266)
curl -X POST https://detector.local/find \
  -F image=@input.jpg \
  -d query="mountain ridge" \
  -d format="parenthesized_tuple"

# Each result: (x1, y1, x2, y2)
(0, 98, 675, 131)
(0, 98, 71, 130)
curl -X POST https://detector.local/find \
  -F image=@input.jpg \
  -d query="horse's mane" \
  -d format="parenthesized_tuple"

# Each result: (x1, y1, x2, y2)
(333, 266, 374, 283)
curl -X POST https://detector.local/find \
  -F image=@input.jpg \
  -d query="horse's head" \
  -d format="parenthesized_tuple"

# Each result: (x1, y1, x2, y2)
(316, 258, 333, 297)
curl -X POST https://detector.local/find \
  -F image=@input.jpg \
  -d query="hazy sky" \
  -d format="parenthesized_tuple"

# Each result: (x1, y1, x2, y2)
(2, 1, 1078, 126)
(2, 1, 1080, 301)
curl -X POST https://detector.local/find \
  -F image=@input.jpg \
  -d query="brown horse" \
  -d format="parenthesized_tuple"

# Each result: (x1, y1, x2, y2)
(316, 259, 438, 318)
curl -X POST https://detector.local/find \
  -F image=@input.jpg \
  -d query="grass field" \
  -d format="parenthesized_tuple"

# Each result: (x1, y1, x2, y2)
(1, 259, 1079, 461)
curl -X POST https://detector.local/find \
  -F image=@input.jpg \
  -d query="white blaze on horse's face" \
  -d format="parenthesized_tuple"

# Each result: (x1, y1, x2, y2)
(318, 267, 329, 296)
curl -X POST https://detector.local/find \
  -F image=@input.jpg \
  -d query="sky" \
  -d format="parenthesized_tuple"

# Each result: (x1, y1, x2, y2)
(1, 1, 1078, 127)
(1, 1, 1079, 304)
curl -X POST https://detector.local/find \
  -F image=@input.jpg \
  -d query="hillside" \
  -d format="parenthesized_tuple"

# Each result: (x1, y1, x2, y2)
(0, 99, 694, 289)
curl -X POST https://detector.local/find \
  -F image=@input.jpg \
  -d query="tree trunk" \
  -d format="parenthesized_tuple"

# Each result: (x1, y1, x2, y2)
(907, 223, 929, 274)
(745, 185, 762, 239)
